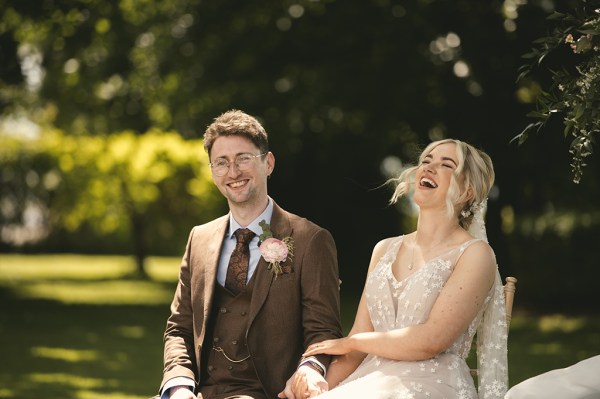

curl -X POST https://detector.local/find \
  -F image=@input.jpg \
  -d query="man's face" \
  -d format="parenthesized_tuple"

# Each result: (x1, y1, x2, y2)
(209, 135, 274, 208)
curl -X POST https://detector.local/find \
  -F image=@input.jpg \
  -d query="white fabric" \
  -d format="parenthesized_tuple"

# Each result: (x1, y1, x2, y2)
(504, 355, 600, 399)
(317, 236, 508, 399)
(466, 199, 511, 398)
(468, 199, 488, 243)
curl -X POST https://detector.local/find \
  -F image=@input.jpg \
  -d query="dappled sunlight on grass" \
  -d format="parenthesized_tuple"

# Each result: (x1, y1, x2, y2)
(27, 373, 118, 389)
(17, 280, 175, 304)
(32, 347, 99, 362)
(0, 254, 171, 398)
(0, 254, 181, 283)
(103, 354, 131, 372)
(0, 254, 138, 280)
(538, 314, 586, 333)
(529, 342, 563, 355)
(77, 391, 149, 399)
(1, 254, 599, 397)
(507, 312, 600, 385)
(145, 256, 180, 282)
(0, 254, 180, 305)
(114, 325, 145, 339)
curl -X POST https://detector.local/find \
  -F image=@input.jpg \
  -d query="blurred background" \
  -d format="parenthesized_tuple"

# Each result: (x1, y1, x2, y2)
(1, 0, 599, 398)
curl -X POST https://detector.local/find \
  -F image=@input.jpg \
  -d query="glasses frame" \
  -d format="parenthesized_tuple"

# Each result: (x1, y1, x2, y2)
(209, 152, 268, 176)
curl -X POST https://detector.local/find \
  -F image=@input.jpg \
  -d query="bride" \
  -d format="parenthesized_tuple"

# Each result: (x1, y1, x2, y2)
(285, 139, 508, 399)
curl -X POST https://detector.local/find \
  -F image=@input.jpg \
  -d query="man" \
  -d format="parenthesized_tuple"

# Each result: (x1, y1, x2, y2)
(157, 110, 342, 399)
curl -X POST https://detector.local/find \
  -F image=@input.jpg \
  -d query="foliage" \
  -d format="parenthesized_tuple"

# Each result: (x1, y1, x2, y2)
(2, 0, 600, 299)
(0, 130, 224, 274)
(515, 1, 600, 184)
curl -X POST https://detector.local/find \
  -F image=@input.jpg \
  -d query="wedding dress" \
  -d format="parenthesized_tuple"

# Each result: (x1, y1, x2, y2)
(318, 236, 508, 399)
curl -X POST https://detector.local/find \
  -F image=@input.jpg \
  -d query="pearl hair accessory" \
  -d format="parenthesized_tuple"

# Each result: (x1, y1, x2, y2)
(461, 200, 484, 218)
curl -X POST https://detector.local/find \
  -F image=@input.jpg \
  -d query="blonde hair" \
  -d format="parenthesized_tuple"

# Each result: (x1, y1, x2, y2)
(389, 139, 495, 229)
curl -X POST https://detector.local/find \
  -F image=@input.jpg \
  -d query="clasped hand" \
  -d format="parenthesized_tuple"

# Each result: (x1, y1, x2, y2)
(278, 364, 328, 398)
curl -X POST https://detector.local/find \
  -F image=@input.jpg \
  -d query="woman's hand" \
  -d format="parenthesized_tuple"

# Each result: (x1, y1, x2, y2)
(303, 338, 353, 357)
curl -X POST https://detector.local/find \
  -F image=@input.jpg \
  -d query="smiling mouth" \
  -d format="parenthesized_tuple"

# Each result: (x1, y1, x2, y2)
(420, 177, 438, 188)
(228, 180, 248, 189)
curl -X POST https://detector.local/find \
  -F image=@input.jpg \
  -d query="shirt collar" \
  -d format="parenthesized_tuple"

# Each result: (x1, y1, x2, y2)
(228, 197, 274, 239)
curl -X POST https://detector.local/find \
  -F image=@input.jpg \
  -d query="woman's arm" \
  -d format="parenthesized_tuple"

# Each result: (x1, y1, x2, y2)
(324, 298, 370, 388)
(322, 238, 393, 388)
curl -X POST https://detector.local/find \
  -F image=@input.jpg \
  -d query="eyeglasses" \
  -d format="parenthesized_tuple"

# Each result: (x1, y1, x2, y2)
(209, 153, 267, 176)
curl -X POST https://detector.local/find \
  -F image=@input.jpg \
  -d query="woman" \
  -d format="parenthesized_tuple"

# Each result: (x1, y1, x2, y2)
(297, 139, 508, 398)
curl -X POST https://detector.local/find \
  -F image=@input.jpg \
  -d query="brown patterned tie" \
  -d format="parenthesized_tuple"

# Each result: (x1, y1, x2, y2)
(225, 228, 255, 296)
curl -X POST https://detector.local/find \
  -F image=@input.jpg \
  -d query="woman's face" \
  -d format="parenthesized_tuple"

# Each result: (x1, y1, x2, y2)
(413, 142, 460, 211)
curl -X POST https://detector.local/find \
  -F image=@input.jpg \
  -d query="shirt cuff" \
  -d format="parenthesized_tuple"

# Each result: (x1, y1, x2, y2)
(160, 377, 195, 399)
(298, 356, 327, 378)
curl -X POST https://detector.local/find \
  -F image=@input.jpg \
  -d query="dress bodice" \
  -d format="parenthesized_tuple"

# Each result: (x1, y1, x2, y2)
(365, 235, 486, 359)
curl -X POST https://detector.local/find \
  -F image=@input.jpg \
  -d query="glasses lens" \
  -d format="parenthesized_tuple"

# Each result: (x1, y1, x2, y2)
(211, 153, 264, 176)
(211, 160, 229, 176)
(236, 155, 253, 171)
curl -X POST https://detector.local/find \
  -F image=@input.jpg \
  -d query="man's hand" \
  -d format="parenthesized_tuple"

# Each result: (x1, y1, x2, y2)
(277, 365, 328, 398)
(169, 386, 197, 399)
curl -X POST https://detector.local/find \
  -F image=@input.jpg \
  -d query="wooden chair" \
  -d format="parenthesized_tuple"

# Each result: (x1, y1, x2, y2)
(470, 276, 518, 378)
(503, 276, 517, 326)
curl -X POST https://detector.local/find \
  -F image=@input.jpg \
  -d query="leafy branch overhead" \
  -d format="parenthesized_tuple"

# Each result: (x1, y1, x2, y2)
(515, 2, 600, 183)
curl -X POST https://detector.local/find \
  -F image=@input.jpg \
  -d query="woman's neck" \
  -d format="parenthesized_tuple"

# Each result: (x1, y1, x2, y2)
(414, 210, 461, 249)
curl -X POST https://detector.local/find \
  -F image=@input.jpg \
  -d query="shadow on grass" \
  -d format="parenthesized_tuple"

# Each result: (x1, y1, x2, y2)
(1, 254, 599, 398)
(506, 311, 600, 385)
(0, 283, 172, 399)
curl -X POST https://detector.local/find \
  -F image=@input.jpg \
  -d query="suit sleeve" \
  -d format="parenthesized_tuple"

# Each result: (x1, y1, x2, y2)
(299, 227, 343, 369)
(159, 228, 198, 392)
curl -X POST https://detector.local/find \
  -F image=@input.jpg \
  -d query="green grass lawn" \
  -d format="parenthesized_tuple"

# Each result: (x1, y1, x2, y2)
(0, 254, 598, 399)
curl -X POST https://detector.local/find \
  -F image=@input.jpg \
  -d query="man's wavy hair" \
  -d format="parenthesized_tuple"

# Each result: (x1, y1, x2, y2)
(389, 139, 495, 229)
(203, 109, 269, 157)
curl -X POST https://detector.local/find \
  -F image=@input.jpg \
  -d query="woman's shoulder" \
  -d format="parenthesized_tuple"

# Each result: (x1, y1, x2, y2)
(457, 238, 496, 272)
(462, 238, 494, 256)
(374, 234, 409, 252)
(367, 234, 409, 271)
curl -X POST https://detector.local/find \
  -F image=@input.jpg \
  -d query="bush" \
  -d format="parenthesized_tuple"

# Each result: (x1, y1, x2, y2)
(0, 129, 226, 274)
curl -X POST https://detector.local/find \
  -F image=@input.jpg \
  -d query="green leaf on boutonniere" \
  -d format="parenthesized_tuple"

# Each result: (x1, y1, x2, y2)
(258, 219, 273, 242)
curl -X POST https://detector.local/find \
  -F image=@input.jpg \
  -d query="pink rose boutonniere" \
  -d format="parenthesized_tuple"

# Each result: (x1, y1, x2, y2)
(258, 220, 294, 278)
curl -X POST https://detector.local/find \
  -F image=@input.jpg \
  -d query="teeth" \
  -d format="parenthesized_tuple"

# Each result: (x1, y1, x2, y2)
(420, 177, 437, 188)
(230, 180, 247, 188)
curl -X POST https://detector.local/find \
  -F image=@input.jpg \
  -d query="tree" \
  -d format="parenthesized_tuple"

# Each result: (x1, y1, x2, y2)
(3, 0, 600, 307)
(515, 0, 600, 184)
(0, 130, 223, 276)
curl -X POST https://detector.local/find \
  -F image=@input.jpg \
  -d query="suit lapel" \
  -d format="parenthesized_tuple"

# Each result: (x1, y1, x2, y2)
(202, 216, 229, 324)
(248, 202, 292, 322)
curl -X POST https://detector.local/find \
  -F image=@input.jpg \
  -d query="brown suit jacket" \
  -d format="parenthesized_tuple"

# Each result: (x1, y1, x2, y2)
(160, 201, 342, 398)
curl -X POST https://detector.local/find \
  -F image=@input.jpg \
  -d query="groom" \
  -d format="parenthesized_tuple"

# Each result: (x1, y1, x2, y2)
(157, 109, 342, 399)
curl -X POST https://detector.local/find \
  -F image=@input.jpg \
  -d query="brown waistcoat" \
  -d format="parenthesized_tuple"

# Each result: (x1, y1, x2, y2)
(200, 280, 266, 399)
